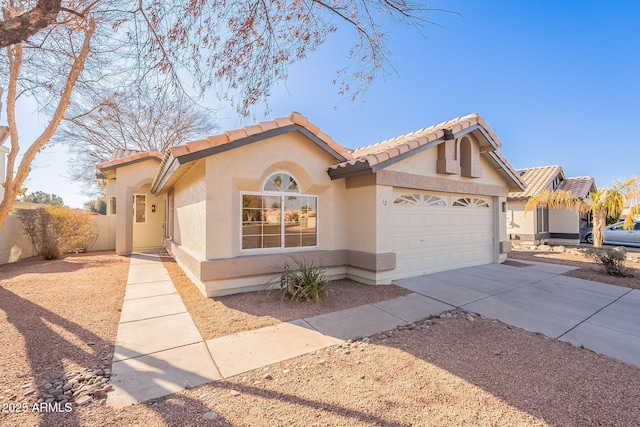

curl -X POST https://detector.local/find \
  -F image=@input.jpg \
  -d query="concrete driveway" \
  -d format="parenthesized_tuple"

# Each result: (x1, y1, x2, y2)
(394, 260, 640, 368)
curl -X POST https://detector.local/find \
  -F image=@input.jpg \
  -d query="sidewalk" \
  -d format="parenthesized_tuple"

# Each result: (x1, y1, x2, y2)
(108, 253, 451, 408)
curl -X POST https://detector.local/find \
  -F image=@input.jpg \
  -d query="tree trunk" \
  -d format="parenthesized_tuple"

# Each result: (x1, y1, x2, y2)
(592, 210, 606, 248)
(0, 18, 95, 231)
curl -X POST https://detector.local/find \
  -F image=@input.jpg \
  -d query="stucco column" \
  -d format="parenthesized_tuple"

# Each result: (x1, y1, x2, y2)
(115, 187, 133, 255)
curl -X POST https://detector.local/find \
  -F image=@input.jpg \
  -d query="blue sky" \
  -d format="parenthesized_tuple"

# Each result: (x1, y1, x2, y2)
(16, 0, 640, 207)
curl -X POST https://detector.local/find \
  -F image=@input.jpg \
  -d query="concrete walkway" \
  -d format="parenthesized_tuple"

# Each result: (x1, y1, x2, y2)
(395, 260, 640, 368)
(108, 253, 450, 408)
(109, 254, 640, 407)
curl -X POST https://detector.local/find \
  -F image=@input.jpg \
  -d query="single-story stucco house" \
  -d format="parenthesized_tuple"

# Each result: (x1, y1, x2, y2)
(97, 112, 526, 296)
(506, 165, 596, 246)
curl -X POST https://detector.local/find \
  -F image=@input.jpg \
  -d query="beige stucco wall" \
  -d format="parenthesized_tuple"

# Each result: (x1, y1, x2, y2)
(202, 131, 348, 260)
(0, 214, 114, 265)
(107, 159, 163, 255)
(549, 207, 580, 244)
(90, 215, 116, 251)
(345, 184, 378, 253)
(507, 201, 535, 240)
(132, 184, 164, 251)
(386, 143, 506, 189)
(0, 214, 36, 263)
(172, 160, 207, 259)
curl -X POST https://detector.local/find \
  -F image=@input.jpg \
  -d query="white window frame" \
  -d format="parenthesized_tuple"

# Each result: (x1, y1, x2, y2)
(240, 172, 319, 252)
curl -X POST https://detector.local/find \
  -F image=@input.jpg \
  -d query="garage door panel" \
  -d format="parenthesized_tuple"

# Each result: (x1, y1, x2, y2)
(392, 192, 494, 279)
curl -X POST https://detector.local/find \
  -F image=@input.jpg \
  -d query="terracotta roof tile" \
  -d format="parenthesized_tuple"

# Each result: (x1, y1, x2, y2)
(97, 150, 162, 171)
(170, 145, 190, 157)
(166, 112, 351, 163)
(258, 120, 278, 132)
(187, 138, 212, 153)
(207, 133, 230, 147)
(244, 124, 263, 137)
(508, 166, 564, 199)
(151, 112, 352, 193)
(225, 128, 248, 141)
(557, 176, 596, 199)
(330, 113, 497, 170)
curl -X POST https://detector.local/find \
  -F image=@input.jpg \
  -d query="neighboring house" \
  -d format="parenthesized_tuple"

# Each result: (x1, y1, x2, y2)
(507, 166, 596, 245)
(97, 112, 526, 297)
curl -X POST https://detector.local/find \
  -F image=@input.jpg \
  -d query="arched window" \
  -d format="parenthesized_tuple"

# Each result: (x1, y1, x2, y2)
(242, 173, 318, 250)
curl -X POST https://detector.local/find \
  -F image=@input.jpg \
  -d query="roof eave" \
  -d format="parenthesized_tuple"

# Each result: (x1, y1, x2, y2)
(486, 151, 526, 191)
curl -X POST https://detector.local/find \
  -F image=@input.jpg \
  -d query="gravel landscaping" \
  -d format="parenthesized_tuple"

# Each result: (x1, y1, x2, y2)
(2, 250, 640, 426)
(508, 245, 640, 289)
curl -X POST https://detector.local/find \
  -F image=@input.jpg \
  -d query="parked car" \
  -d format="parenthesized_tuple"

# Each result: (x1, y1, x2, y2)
(603, 221, 640, 247)
(580, 225, 594, 244)
(582, 221, 640, 247)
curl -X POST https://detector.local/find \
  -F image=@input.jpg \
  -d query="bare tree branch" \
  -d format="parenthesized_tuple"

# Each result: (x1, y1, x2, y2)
(0, 0, 62, 48)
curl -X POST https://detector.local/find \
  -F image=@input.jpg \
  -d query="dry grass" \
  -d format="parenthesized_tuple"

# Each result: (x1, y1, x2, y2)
(160, 253, 411, 340)
(508, 247, 640, 289)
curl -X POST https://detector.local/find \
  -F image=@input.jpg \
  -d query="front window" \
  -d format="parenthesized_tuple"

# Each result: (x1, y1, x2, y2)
(242, 173, 317, 250)
(134, 194, 146, 223)
(537, 207, 549, 233)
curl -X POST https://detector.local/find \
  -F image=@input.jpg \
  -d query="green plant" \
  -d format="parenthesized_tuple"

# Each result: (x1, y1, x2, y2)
(18, 206, 98, 260)
(585, 247, 633, 278)
(280, 257, 328, 303)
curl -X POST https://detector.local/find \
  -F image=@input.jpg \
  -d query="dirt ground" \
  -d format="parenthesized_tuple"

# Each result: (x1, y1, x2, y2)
(2, 250, 640, 426)
(161, 254, 411, 340)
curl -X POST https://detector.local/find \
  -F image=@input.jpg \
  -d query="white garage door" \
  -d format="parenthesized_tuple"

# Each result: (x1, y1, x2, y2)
(391, 191, 494, 279)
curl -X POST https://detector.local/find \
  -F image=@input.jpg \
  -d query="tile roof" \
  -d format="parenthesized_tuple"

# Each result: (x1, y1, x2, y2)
(97, 111, 524, 195)
(508, 166, 564, 200)
(329, 113, 502, 171)
(151, 112, 351, 193)
(97, 150, 163, 171)
(167, 112, 351, 161)
(557, 176, 596, 199)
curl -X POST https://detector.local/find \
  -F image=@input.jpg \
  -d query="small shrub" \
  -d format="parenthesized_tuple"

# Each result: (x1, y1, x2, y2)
(18, 207, 98, 260)
(585, 247, 633, 277)
(279, 257, 328, 303)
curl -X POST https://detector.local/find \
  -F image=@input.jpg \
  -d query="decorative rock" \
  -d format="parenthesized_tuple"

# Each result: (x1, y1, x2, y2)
(50, 389, 63, 397)
(63, 383, 73, 391)
(203, 412, 219, 421)
(282, 369, 290, 374)
(229, 390, 241, 397)
(263, 373, 273, 380)
(93, 390, 107, 399)
(76, 395, 92, 406)
(23, 389, 35, 397)
(538, 245, 552, 252)
(21, 384, 32, 389)
(92, 369, 104, 376)
(552, 245, 566, 253)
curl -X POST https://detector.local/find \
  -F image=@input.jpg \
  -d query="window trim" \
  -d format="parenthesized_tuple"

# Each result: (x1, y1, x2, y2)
(240, 190, 319, 253)
(133, 193, 147, 224)
(109, 196, 117, 215)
